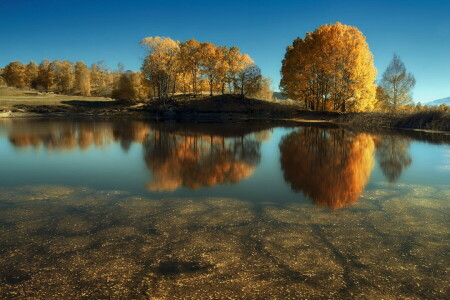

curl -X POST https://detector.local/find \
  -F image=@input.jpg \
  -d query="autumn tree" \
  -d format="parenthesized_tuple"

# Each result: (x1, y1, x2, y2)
(2, 61, 27, 88)
(280, 22, 377, 112)
(0, 69, 5, 86)
(141, 37, 180, 102)
(25, 61, 39, 88)
(74, 61, 91, 96)
(179, 39, 201, 95)
(112, 71, 149, 103)
(90, 61, 114, 96)
(198, 42, 229, 96)
(50, 60, 74, 94)
(379, 54, 416, 111)
(235, 64, 262, 97)
(35, 59, 53, 91)
(249, 76, 273, 100)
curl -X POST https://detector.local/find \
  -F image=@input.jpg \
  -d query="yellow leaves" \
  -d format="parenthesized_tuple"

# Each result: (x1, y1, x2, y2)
(281, 22, 377, 112)
(279, 128, 375, 208)
(141, 36, 259, 98)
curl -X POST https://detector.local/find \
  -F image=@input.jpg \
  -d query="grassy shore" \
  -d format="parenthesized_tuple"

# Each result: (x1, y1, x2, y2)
(1, 86, 448, 132)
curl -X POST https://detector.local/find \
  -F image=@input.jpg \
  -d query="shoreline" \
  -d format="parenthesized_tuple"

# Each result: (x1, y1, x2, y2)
(1, 109, 449, 140)
(0, 93, 448, 133)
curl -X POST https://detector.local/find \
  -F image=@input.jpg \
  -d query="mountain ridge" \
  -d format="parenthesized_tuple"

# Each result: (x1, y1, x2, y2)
(425, 97, 450, 106)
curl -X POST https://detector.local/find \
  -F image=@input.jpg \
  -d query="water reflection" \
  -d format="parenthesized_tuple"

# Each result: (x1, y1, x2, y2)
(143, 129, 262, 191)
(279, 128, 375, 208)
(5, 120, 271, 191)
(4, 120, 445, 205)
(376, 136, 412, 183)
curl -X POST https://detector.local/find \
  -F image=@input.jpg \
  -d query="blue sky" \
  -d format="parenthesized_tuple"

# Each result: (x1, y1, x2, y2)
(1, 0, 449, 102)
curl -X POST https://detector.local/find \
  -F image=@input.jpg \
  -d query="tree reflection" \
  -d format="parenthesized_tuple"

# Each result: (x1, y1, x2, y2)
(7, 120, 148, 151)
(376, 136, 412, 183)
(279, 128, 375, 208)
(143, 129, 262, 191)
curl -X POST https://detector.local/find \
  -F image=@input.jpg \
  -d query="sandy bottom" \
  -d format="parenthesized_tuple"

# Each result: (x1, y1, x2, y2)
(0, 184, 448, 299)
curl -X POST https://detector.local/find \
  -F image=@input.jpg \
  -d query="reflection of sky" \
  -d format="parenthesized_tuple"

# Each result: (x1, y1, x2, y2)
(371, 142, 450, 186)
(0, 124, 448, 205)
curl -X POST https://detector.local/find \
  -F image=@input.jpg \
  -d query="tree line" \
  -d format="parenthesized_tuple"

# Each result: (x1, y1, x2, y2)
(1, 24, 444, 112)
(0, 37, 269, 103)
(0, 60, 122, 97)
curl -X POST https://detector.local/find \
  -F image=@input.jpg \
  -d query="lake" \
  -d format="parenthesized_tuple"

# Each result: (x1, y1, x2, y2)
(0, 119, 449, 298)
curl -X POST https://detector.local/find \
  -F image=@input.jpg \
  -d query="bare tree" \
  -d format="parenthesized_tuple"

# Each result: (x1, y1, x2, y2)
(379, 54, 416, 111)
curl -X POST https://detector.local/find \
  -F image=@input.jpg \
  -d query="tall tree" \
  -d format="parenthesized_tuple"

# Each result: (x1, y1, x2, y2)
(112, 71, 149, 103)
(2, 61, 27, 88)
(249, 76, 273, 100)
(379, 54, 416, 111)
(235, 64, 262, 97)
(198, 42, 225, 96)
(50, 60, 74, 94)
(35, 59, 53, 91)
(74, 61, 91, 96)
(141, 37, 180, 102)
(25, 61, 39, 88)
(280, 22, 377, 112)
(179, 39, 201, 96)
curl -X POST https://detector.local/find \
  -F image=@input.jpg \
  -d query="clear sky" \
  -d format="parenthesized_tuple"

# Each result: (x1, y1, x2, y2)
(1, 0, 449, 103)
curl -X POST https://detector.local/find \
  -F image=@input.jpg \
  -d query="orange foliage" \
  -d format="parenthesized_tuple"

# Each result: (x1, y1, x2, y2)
(7, 121, 148, 151)
(279, 128, 375, 208)
(280, 22, 377, 112)
(144, 131, 260, 191)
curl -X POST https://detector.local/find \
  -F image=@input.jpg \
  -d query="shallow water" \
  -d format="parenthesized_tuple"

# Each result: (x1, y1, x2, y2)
(0, 119, 449, 298)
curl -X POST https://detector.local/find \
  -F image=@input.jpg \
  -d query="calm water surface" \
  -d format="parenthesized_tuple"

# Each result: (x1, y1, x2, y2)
(0, 119, 448, 298)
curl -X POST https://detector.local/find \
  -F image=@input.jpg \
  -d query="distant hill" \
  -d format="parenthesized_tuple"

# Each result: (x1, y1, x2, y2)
(425, 97, 450, 106)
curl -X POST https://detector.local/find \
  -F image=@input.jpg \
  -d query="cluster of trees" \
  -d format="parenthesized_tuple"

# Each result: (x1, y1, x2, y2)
(2, 25, 437, 111)
(0, 60, 120, 97)
(141, 37, 264, 101)
(0, 38, 268, 103)
(280, 22, 378, 112)
(280, 22, 428, 112)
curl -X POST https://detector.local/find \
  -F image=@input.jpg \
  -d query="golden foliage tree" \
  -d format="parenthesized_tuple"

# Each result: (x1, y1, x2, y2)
(280, 22, 377, 112)
(279, 128, 375, 208)
(249, 76, 273, 100)
(112, 71, 149, 103)
(74, 61, 91, 96)
(235, 64, 262, 97)
(141, 37, 180, 102)
(25, 61, 39, 88)
(35, 59, 54, 92)
(179, 39, 201, 95)
(2, 61, 27, 88)
(50, 60, 75, 94)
